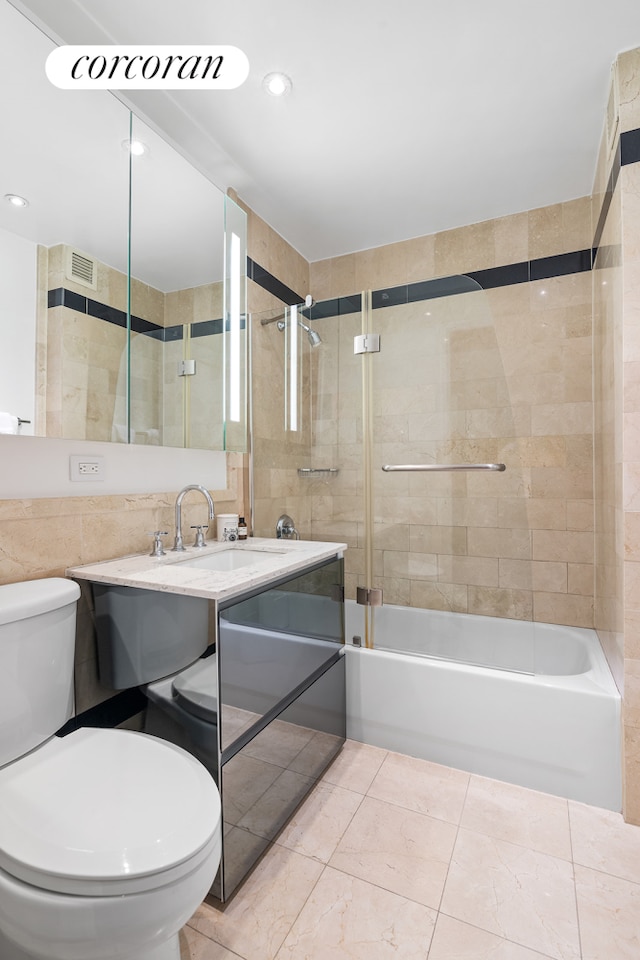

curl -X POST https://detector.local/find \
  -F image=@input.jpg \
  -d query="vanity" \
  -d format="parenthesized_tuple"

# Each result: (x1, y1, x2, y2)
(67, 538, 347, 901)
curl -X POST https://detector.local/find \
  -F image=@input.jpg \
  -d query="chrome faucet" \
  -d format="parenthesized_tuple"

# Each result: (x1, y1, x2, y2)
(172, 484, 215, 552)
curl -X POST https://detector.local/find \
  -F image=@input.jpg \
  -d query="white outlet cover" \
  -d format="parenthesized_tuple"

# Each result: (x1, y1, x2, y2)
(69, 454, 105, 482)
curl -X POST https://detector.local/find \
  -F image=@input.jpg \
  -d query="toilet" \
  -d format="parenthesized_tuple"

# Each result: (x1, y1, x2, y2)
(145, 656, 219, 771)
(0, 578, 222, 960)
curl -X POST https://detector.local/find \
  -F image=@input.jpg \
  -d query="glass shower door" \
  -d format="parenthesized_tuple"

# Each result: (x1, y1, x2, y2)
(364, 276, 535, 673)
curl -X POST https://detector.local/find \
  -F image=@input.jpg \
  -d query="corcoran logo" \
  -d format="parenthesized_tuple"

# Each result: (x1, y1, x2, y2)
(46, 45, 249, 89)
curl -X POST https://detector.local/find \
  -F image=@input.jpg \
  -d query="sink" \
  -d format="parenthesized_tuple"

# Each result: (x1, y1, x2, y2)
(177, 549, 285, 572)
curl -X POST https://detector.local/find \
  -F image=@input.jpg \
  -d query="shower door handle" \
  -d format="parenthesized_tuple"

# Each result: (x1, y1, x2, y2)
(381, 463, 506, 472)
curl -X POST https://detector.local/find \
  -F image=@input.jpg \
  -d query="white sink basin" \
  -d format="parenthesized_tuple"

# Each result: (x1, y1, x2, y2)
(177, 549, 285, 572)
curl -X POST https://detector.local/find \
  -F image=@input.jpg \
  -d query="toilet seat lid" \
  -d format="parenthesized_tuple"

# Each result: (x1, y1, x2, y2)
(0, 728, 220, 892)
(172, 656, 219, 721)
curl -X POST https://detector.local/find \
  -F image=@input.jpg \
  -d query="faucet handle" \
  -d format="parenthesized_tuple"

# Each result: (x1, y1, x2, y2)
(190, 524, 209, 548)
(276, 514, 300, 540)
(147, 531, 169, 557)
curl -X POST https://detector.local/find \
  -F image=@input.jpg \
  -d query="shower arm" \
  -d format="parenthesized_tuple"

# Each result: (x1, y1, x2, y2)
(381, 463, 506, 472)
(260, 311, 288, 326)
(260, 295, 315, 326)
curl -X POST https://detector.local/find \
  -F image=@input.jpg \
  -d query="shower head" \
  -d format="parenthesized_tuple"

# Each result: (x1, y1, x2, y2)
(274, 317, 322, 347)
(298, 319, 322, 348)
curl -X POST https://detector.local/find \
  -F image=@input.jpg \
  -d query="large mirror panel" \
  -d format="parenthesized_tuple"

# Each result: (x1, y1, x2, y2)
(129, 115, 229, 449)
(0, 0, 246, 451)
(0, 0, 130, 441)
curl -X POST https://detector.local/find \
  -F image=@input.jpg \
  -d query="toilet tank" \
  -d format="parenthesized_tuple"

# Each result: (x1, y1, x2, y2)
(0, 578, 80, 767)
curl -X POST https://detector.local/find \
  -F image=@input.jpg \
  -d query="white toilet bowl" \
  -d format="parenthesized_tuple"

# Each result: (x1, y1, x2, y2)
(0, 727, 221, 960)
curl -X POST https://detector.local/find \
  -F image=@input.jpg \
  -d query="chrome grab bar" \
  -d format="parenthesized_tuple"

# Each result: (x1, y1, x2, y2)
(382, 463, 506, 472)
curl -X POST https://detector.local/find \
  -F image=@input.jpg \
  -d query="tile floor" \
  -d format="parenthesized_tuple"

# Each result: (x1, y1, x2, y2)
(179, 740, 640, 960)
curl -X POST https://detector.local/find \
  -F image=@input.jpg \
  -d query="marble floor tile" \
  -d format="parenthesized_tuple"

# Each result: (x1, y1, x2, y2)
(275, 866, 437, 960)
(569, 800, 640, 884)
(180, 744, 640, 960)
(367, 752, 469, 823)
(238, 768, 314, 840)
(221, 753, 283, 825)
(461, 775, 572, 860)
(440, 828, 580, 960)
(320, 739, 388, 794)
(189, 844, 323, 960)
(242, 718, 316, 768)
(276, 780, 363, 862)
(575, 864, 640, 960)
(329, 795, 457, 908)
(428, 914, 556, 960)
(289, 730, 345, 779)
(181, 925, 244, 959)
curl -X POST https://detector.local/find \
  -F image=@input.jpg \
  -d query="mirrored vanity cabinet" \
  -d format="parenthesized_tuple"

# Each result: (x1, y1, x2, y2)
(83, 553, 346, 902)
(0, 0, 248, 454)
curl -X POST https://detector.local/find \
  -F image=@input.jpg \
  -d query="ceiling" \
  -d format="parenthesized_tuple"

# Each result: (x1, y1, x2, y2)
(10, 0, 640, 263)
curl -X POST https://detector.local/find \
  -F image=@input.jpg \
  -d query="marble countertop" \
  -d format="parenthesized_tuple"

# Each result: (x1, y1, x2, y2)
(66, 538, 347, 602)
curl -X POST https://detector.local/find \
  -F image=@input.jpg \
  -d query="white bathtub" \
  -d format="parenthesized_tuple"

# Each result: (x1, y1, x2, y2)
(345, 601, 622, 810)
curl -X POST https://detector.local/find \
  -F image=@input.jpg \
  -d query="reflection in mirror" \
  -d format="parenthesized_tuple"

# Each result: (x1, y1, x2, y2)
(0, 0, 247, 451)
(0, 0, 129, 441)
(129, 115, 228, 449)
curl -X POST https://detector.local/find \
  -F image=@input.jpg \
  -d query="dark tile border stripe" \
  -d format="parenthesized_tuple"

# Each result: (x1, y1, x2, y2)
(271, 126, 640, 317)
(621, 128, 640, 166)
(593, 127, 640, 259)
(369, 249, 592, 311)
(248, 257, 304, 305)
(48, 288, 231, 340)
(49, 125, 640, 332)
(593, 139, 622, 256)
(529, 249, 592, 281)
(465, 262, 529, 290)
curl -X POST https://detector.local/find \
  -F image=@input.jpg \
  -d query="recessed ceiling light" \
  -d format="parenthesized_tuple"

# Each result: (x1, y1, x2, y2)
(262, 72, 292, 97)
(4, 193, 29, 208)
(121, 138, 149, 157)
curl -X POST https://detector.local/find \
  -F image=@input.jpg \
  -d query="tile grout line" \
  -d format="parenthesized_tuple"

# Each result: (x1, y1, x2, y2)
(424, 771, 472, 957)
(566, 802, 585, 960)
(270, 757, 372, 959)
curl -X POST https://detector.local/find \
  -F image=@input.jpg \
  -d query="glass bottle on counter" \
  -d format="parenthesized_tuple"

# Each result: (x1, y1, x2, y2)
(238, 517, 248, 540)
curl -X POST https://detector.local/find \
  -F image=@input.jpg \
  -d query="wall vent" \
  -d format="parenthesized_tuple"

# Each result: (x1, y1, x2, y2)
(64, 247, 97, 290)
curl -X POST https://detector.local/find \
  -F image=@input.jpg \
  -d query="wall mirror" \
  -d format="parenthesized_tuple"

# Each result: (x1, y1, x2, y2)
(0, 0, 247, 451)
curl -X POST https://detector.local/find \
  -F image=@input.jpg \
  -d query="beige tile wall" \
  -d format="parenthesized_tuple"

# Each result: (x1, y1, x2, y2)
(39, 244, 135, 442)
(620, 47, 640, 824)
(233, 191, 313, 540)
(39, 244, 230, 450)
(162, 281, 225, 450)
(0, 453, 246, 713)
(306, 198, 594, 626)
(591, 46, 640, 823)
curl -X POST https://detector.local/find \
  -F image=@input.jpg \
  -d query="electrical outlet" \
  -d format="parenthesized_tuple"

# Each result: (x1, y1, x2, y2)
(69, 455, 105, 482)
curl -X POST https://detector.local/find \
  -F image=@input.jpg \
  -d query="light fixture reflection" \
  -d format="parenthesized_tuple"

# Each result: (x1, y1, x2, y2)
(229, 232, 241, 423)
(121, 138, 149, 157)
(262, 72, 292, 97)
(4, 193, 28, 208)
(289, 304, 298, 432)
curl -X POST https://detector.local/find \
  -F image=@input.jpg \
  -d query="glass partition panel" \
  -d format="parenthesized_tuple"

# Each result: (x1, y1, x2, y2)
(250, 301, 319, 538)
(367, 278, 534, 672)
(221, 197, 248, 452)
(129, 114, 227, 448)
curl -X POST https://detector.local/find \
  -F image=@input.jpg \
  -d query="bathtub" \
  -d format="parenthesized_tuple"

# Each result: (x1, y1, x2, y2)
(345, 601, 622, 810)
